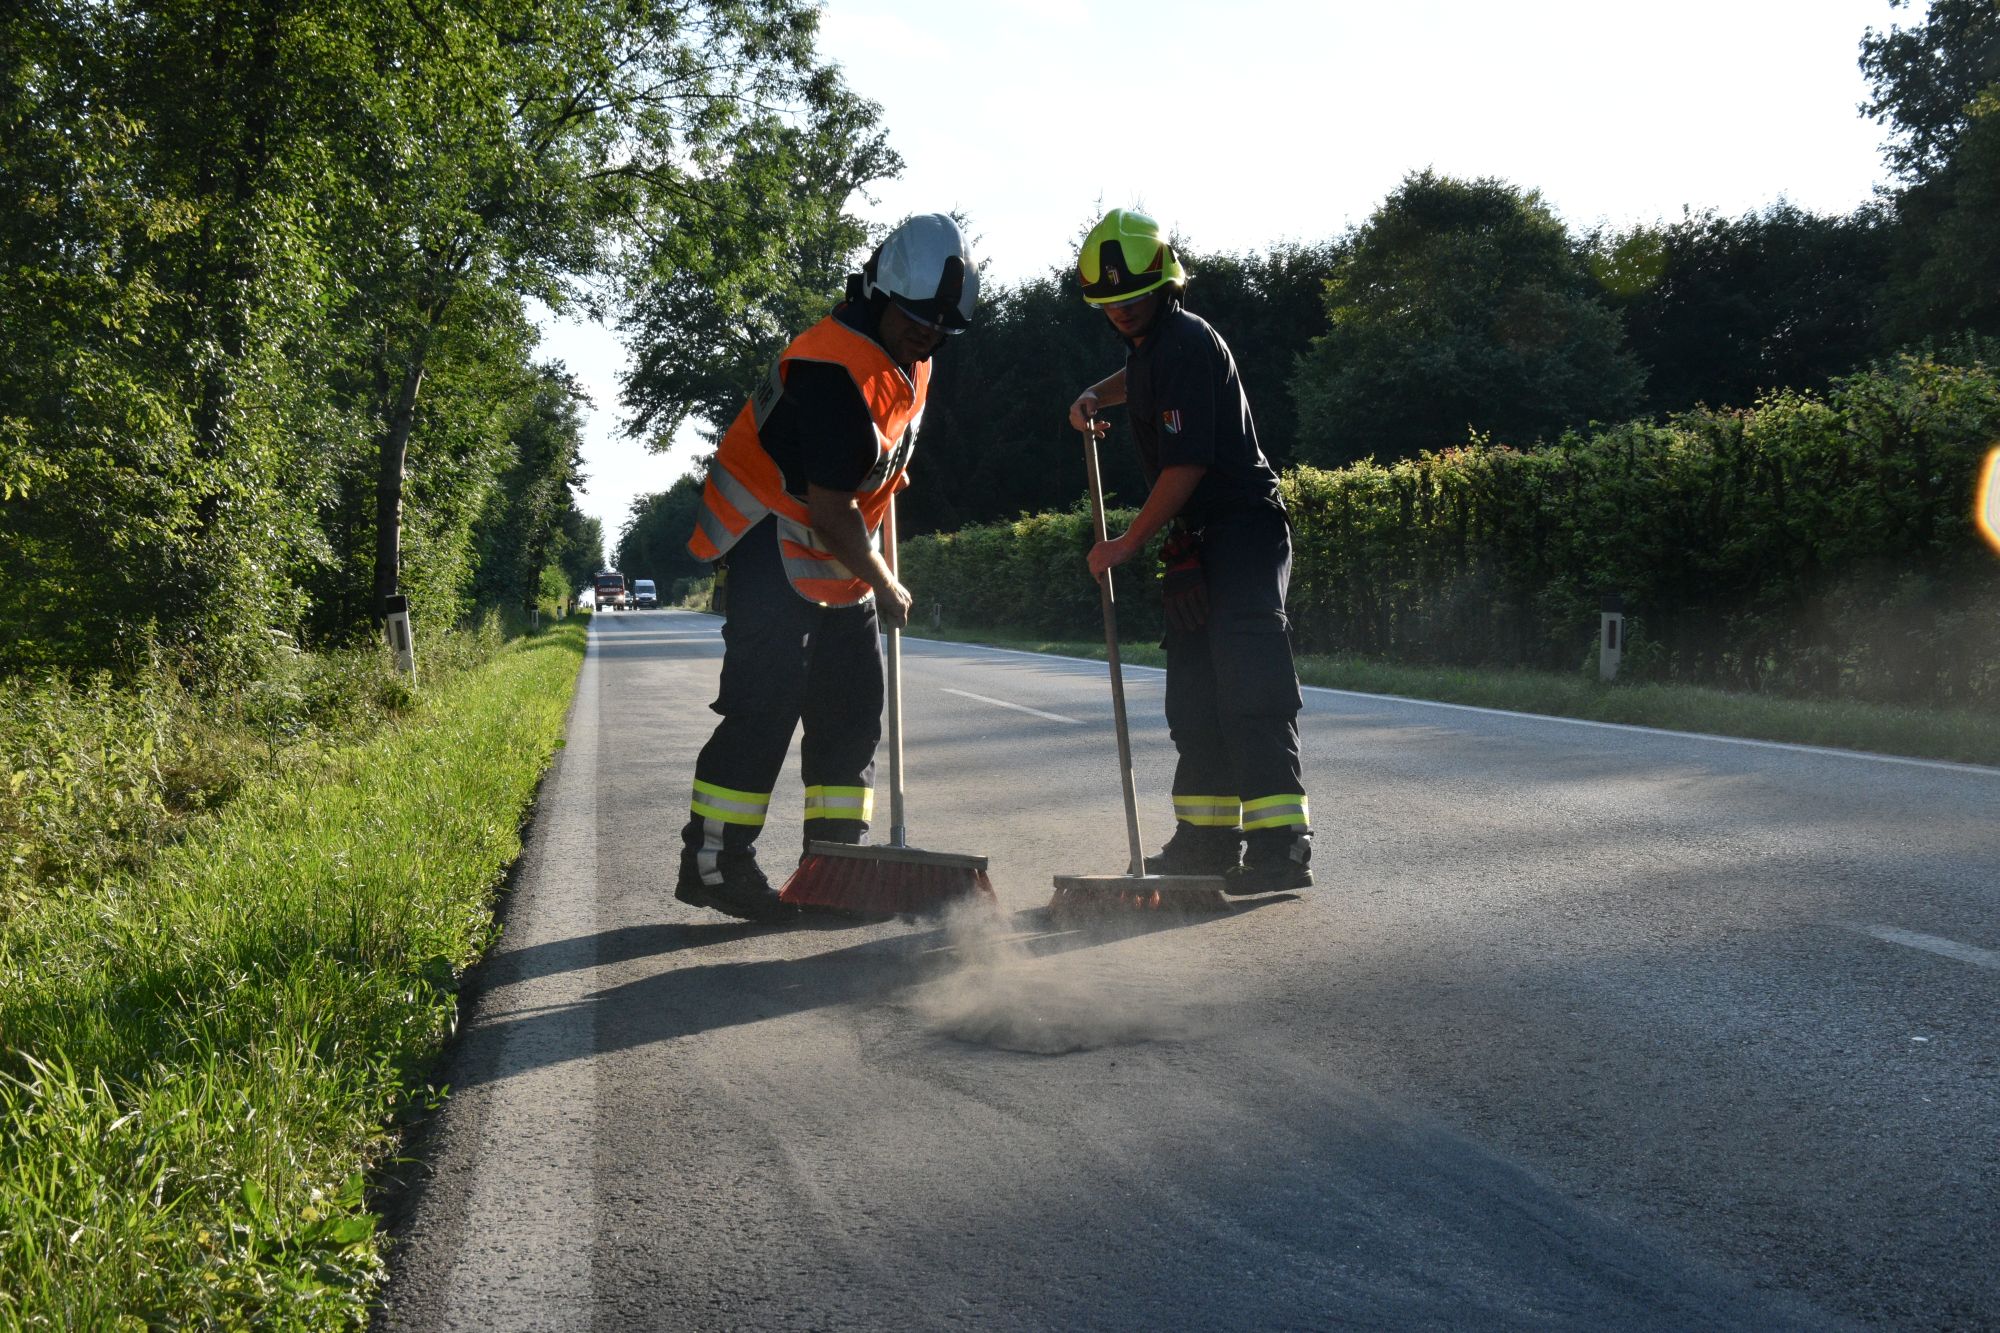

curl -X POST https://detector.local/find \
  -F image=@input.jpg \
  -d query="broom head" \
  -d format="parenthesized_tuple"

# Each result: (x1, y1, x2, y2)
(1048, 872, 1229, 919)
(781, 840, 996, 918)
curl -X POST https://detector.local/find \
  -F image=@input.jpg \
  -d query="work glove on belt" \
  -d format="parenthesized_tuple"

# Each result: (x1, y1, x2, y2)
(1159, 527, 1207, 633)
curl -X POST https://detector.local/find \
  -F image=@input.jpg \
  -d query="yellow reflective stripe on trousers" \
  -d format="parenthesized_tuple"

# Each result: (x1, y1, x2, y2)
(1172, 794, 1242, 827)
(690, 779, 771, 827)
(1241, 793, 1309, 830)
(803, 785, 874, 821)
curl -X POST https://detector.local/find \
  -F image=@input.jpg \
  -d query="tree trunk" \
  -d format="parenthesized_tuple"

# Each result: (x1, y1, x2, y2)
(373, 352, 427, 617)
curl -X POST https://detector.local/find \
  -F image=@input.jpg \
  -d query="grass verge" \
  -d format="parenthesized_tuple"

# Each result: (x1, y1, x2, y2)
(0, 616, 586, 1328)
(923, 624, 2000, 768)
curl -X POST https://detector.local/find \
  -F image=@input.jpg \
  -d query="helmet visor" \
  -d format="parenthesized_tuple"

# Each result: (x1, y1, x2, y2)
(1079, 234, 1180, 305)
(893, 299, 967, 335)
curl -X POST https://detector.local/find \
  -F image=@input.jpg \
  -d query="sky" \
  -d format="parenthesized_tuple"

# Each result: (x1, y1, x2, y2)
(540, 0, 1918, 548)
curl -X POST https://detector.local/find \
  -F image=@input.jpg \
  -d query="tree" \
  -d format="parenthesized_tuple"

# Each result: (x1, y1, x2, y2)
(1289, 171, 1644, 467)
(1862, 0, 2000, 340)
(469, 367, 589, 613)
(333, 0, 895, 626)
(1896, 105, 2000, 338)
(1175, 239, 1341, 469)
(1861, 0, 2000, 186)
(1594, 204, 1894, 414)
(893, 234, 1338, 534)
(0, 0, 365, 675)
(898, 268, 1117, 534)
(0, 0, 893, 675)
(557, 510, 606, 591)
(614, 474, 709, 588)
(619, 100, 900, 449)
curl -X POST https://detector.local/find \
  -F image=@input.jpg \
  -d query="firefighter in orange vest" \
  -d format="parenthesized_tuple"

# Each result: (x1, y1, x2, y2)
(677, 214, 978, 921)
(1067, 208, 1313, 894)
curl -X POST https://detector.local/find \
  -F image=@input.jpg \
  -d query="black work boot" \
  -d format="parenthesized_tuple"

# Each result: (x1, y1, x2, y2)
(1143, 824, 1244, 876)
(676, 847, 795, 923)
(1223, 831, 1312, 894)
(801, 820, 866, 859)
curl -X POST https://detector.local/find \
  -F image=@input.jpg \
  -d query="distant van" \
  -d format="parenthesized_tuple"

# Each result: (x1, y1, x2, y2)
(633, 579, 658, 609)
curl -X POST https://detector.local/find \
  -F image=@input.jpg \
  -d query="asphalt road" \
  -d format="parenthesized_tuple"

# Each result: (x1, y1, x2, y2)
(379, 608, 1999, 1331)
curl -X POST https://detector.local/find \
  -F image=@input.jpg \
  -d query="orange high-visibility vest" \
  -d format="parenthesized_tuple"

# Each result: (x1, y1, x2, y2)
(687, 313, 928, 605)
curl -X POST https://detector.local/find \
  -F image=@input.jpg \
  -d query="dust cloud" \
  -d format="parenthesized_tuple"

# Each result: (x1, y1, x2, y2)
(911, 903, 1197, 1055)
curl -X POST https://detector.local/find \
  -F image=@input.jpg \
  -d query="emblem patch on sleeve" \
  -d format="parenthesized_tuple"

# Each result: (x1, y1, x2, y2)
(1162, 408, 1182, 435)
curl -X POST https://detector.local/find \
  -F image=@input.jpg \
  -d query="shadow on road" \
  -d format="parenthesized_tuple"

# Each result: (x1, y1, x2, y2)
(587, 635, 723, 661)
(448, 896, 1295, 1091)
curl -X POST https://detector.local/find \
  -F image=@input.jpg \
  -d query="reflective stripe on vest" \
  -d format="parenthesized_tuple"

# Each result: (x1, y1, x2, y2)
(685, 314, 930, 605)
(686, 440, 768, 562)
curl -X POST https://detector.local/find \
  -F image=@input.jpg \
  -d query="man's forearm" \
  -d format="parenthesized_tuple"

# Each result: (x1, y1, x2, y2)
(806, 485, 894, 588)
(1124, 463, 1206, 548)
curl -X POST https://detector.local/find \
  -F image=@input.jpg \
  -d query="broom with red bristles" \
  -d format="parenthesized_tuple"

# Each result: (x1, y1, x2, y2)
(779, 497, 996, 917)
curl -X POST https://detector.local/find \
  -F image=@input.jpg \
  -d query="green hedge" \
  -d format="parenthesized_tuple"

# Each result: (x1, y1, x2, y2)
(899, 502, 1170, 645)
(901, 351, 2000, 708)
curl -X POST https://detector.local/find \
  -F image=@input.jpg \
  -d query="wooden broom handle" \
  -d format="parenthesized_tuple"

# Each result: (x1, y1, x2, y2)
(883, 495, 906, 847)
(1084, 424, 1147, 877)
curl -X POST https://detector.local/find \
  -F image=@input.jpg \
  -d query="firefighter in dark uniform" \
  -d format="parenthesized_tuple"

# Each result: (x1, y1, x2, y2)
(1066, 208, 1312, 893)
(677, 214, 979, 921)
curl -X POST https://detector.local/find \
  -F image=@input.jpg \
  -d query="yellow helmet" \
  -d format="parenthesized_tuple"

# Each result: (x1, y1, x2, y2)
(1078, 208, 1186, 305)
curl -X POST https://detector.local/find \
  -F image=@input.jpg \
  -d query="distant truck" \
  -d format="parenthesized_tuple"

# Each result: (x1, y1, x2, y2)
(593, 569, 629, 611)
(632, 578, 658, 609)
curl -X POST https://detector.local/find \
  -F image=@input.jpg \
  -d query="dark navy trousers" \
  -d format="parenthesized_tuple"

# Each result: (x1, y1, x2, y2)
(1161, 506, 1309, 830)
(680, 517, 881, 856)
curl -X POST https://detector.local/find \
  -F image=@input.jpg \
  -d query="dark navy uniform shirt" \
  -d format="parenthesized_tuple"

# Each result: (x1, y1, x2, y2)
(1123, 300, 1284, 528)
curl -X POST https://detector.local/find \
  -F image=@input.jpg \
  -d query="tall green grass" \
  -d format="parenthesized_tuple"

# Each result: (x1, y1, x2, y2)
(0, 618, 585, 1327)
(0, 620, 541, 925)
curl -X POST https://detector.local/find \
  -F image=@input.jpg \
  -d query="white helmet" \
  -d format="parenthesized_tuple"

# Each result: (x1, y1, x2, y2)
(861, 213, 978, 333)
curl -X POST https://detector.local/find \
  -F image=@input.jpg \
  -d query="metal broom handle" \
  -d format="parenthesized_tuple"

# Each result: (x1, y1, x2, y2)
(1083, 421, 1147, 877)
(884, 494, 907, 848)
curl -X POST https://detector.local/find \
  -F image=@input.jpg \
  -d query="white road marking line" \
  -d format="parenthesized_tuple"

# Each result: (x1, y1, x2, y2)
(1854, 924, 2000, 971)
(939, 687, 1082, 724)
(1304, 688, 2000, 778)
(910, 638, 2000, 779)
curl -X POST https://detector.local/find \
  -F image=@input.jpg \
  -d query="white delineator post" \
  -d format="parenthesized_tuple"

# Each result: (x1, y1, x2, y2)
(384, 593, 416, 679)
(1599, 593, 1624, 682)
